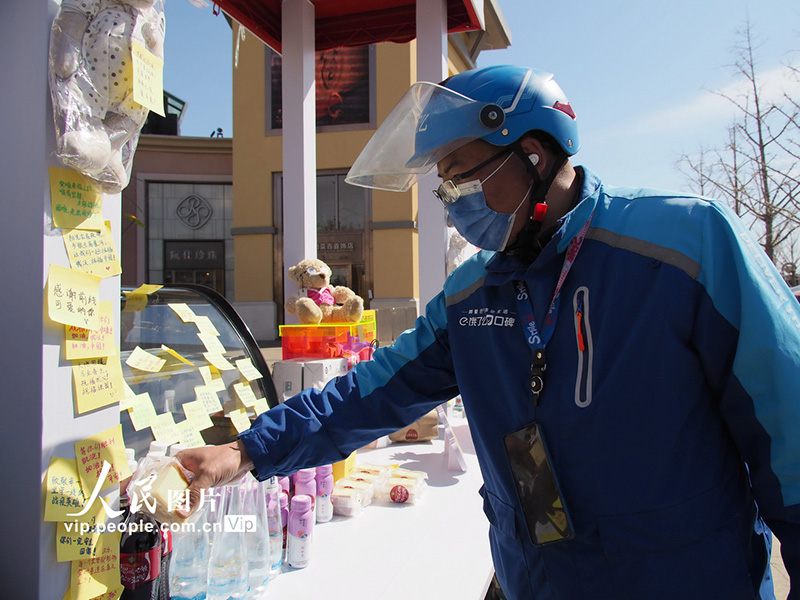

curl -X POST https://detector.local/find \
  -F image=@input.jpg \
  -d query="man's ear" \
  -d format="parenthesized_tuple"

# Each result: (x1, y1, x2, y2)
(518, 134, 548, 175)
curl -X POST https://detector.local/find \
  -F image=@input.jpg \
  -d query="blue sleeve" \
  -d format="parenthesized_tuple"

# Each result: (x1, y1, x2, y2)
(692, 200, 800, 583)
(238, 291, 458, 478)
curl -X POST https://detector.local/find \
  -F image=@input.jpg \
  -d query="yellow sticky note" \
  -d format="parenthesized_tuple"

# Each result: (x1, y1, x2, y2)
(194, 385, 223, 414)
(126, 346, 166, 372)
(132, 40, 165, 116)
(182, 400, 214, 430)
(65, 301, 115, 360)
(176, 420, 206, 448)
(70, 531, 120, 600)
(233, 381, 258, 407)
(235, 358, 263, 382)
(44, 457, 87, 522)
(198, 332, 226, 355)
(47, 264, 101, 330)
(56, 502, 105, 562)
(122, 293, 147, 312)
(168, 302, 197, 323)
(75, 425, 130, 497)
(193, 315, 220, 336)
(228, 407, 251, 433)
(87, 584, 124, 600)
(63, 222, 121, 279)
(253, 397, 270, 417)
(161, 345, 194, 366)
(49, 167, 103, 231)
(126, 393, 157, 431)
(204, 352, 235, 371)
(150, 412, 180, 444)
(130, 284, 163, 295)
(198, 365, 214, 385)
(72, 357, 125, 414)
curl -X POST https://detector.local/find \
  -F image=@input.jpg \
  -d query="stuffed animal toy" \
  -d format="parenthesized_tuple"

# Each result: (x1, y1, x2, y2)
(286, 258, 364, 324)
(48, 0, 166, 194)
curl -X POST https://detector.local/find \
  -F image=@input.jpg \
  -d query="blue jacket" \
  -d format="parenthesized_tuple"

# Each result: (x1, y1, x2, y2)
(240, 168, 800, 599)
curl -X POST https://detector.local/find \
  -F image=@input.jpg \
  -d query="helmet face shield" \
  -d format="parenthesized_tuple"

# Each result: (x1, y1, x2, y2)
(345, 82, 501, 192)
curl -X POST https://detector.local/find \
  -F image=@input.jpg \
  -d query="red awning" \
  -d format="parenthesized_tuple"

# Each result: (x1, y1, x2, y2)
(213, 0, 483, 53)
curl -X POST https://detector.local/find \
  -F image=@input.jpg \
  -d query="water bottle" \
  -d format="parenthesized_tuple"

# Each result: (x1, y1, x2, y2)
(242, 478, 269, 598)
(207, 485, 249, 600)
(286, 495, 314, 569)
(279, 492, 288, 566)
(294, 469, 316, 513)
(315, 465, 334, 523)
(262, 478, 283, 576)
(169, 506, 210, 600)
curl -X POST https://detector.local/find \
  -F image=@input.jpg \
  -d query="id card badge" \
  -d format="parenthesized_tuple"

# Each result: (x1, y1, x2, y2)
(504, 422, 573, 545)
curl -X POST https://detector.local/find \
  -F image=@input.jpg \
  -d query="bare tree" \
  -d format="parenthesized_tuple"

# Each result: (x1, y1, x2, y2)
(678, 22, 800, 273)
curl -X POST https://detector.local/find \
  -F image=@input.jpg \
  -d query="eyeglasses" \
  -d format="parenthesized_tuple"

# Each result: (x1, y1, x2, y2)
(433, 148, 512, 205)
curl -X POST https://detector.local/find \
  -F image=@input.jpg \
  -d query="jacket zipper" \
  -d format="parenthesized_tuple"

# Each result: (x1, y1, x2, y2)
(573, 286, 593, 408)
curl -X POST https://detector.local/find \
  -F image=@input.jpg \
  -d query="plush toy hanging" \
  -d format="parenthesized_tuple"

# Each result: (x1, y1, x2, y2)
(48, 0, 166, 194)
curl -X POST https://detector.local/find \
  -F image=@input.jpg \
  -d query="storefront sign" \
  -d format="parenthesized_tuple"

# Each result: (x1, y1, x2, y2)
(164, 240, 225, 269)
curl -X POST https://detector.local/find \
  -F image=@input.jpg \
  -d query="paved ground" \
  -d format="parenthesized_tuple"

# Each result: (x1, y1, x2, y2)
(259, 344, 790, 597)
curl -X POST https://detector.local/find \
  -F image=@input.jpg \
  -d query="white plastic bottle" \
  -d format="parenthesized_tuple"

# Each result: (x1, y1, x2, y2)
(243, 477, 270, 598)
(315, 465, 334, 523)
(262, 477, 284, 577)
(286, 495, 314, 569)
(169, 505, 210, 600)
(207, 484, 249, 600)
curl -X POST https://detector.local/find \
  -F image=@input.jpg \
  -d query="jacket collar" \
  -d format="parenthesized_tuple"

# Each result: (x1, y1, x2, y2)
(485, 166, 602, 285)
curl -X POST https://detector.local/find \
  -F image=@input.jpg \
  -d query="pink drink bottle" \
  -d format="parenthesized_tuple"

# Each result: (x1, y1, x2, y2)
(315, 464, 334, 523)
(286, 495, 314, 568)
(294, 469, 317, 513)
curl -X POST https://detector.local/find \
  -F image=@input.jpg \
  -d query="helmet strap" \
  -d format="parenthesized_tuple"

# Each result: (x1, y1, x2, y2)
(505, 143, 568, 263)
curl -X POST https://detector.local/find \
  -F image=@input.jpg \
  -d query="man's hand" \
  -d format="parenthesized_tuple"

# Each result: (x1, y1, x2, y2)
(174, 439, 255, 517)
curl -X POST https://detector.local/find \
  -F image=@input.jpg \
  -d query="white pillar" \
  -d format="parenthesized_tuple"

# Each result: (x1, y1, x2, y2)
(281, 0, 317, 323)
(416, 0, 449, 313)
(0, 1, 122, 597)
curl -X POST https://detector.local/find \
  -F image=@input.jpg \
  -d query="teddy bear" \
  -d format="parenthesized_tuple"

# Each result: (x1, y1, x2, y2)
(286, 258, 364, 324)
(48, 0, 166, 194)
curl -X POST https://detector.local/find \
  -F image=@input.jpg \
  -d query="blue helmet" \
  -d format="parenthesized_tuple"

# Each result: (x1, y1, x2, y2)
(347, 65, 579, 192)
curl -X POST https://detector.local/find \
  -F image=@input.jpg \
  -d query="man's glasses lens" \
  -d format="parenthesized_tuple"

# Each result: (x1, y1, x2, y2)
(434, 180, 461, 205)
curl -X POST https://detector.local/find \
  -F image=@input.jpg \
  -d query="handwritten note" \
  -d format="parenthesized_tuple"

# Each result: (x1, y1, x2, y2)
(132, 40, 165, 116)
(233, 381, 258, 407)
(182, 400, 214, 430)
(44, 457, 87, 522)
(70, 531, 120, 600)
(65, 301, 115, 360)
(204, 352, 235, 371)
(47, 264, 101, 330)
(126, 392, 157, 431)
(193, 315, 220, 336)
(198, 332, 226, 355)
(123, 284, 163, 313)
(168, 302, 197, 323)
(228, 407, 251, 433)
(194, 385, 223, 414)
(74, 425, 130, 496)
(56, 502, 105, 562)
(126, 346, 166, 372)
(150, 412, 180, 445)
(176, 420, 206, 448)
(235, 358, 263, 381)
(62, 222, 121, 279)
(49, 167, 103, 231)
(253, 397, 270, 417)
(72, 356, 125, 414)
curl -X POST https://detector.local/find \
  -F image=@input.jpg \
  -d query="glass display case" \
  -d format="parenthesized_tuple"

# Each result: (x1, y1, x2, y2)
(119, 284, 277, 458)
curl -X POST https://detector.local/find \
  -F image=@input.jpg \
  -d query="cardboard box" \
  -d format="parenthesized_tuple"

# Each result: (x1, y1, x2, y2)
(271, 357, 349, 403)
(332, 450, 357, 482)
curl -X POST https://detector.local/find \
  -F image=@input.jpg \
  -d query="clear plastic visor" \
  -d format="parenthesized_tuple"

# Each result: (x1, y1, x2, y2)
(345, 82, 491, 192)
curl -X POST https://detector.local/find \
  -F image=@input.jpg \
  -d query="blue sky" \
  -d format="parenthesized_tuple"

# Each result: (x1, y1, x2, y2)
(163, 0, 799, 193)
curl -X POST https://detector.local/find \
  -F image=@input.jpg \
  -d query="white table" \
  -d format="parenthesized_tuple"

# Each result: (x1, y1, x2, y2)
(262, 419, 493, 600)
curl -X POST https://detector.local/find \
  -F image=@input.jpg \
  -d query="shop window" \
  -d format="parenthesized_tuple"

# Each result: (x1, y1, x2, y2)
(265, 45, 376, 133)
